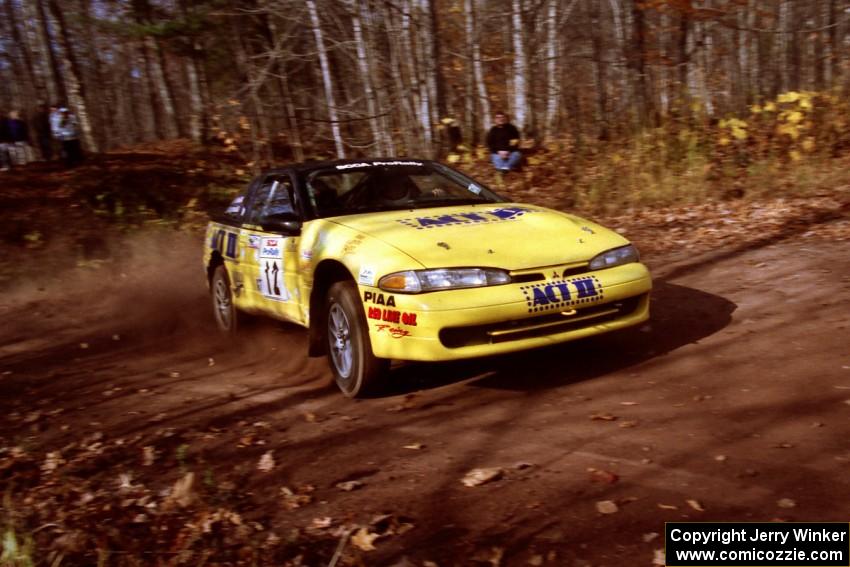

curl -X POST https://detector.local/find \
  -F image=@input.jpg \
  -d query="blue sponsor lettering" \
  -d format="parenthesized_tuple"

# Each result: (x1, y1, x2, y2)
(522, 276, 603, 313)
(417, 214, 461, 227)
(399, 206, 535, 229)
(572, 278, 598, 298)
(225, 233, 238, 258)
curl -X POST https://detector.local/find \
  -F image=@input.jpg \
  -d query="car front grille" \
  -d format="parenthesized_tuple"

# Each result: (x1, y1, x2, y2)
(439, 295, 644, 348)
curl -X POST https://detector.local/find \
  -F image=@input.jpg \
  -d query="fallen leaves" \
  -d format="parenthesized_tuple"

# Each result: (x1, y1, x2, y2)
(777, 498, 797, 509)
(462, 467, 504, 487)
(686, 499, 705, 512)
(590, 412, 618, 421)
(587, 468, 619, 485)
(336, 480, 364, 492)
(167, 472, 195, 508)
(280, 485, 314, 510)
(595, 500, 619, 514)
(350, 527, 380, 551)
(257, 451, 275, 472)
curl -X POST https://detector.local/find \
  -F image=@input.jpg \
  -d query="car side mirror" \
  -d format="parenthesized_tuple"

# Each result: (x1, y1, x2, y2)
(261, 212, 302, 236)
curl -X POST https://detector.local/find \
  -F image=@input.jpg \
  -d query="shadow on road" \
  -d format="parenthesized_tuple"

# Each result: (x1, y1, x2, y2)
(378, 281, 736, 396)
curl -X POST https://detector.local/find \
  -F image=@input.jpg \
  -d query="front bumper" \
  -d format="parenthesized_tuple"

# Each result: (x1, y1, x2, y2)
(361, 262, 652, 361)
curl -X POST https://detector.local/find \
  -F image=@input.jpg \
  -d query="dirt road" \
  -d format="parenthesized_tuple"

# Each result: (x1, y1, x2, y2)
(1, 229, 849, 566)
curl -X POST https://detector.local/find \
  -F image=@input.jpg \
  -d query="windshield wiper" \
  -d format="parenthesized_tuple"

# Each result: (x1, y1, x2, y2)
(414, 197, 492, 208)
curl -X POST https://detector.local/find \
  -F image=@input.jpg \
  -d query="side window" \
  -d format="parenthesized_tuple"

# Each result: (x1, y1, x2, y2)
(224, 194, 246, 220)
(246, 176, 296, 224)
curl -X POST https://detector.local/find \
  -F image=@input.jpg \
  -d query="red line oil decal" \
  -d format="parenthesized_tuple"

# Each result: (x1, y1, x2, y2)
(367, 307, 417, 326)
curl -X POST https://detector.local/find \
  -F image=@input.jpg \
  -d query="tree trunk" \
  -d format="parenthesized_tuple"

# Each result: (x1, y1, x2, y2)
(45, 0, 98, 152)
(24, 0, 60, 104)
(4, 0, 39, 103)
(349, 0, 383, 154)
(590, 0, 608, 139)
(544, 0, 559, 140)
(511, 0, 528, 132)
(306, 0, 345, 158)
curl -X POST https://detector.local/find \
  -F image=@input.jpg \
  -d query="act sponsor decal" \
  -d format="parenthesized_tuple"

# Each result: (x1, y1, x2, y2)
(397, 206, 535, 230)
(300, 249, 313, 261)
(520, 276, 604, 313)
(367, 307, 417, 327)
(260, 237, 283, 260)
(374, 324, 411, 339)
(247, 235, 261, 249)
(358, 265, 376, 286)
(363, 291, 396, 307)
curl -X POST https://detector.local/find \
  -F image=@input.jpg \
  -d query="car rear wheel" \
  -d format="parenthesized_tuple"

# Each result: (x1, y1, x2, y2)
(211, 265, 238, 333)
(325, 281, 387, 397)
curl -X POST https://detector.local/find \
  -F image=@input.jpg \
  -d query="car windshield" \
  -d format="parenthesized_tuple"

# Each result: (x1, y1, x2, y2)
(305, 161, 504, 217)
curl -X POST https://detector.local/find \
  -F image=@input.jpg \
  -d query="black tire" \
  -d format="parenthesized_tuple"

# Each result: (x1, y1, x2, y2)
(325, 281, 388, 397)
(211, 265, 238, 333)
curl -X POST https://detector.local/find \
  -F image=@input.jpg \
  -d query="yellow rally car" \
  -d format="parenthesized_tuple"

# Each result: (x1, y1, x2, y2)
(204, 159, 651, 397)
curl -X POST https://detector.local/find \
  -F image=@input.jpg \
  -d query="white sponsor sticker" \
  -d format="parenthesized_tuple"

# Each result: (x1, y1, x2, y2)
(468, 183, 482, 195)
(258, 259, 290, 302)
(358, 266, 376, 286)
(247, 235, 261, 249)
(260, 237, 283, 259)
(336, 160, 423, 170)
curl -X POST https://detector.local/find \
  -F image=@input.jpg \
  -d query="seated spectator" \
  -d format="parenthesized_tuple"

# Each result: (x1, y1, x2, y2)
(7, 110, 32, 165)
(486, 111, 522, 172)
(0, 111, 10, 171)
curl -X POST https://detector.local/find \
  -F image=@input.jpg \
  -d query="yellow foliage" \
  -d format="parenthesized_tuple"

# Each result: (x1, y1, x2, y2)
(801, 137, 816, 152)
(764, 102, 777, 112)
(789, 150, 802, 161)
(799, 98, 813, 110)
(777, 91, 801, 104)
(527, 156, 542, 166)
(446, 153, 460, 164)
(732, 127, 747, 140)
(785, 111, 803, 125)
(776, 124, 800, 140)
(750, 104, 762, 114)
(476, 147, 488, 159)
(611, 153, 623, 164)
(718, 136, 731, 146)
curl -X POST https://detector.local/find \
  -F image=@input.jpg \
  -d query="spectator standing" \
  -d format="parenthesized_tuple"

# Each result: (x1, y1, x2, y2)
(33, 103, 54, 161)
(0, 110, 11, 172)
(6, 110, 32, 165)
(52, 107, 83, 168)
(486, 111, 522, 172)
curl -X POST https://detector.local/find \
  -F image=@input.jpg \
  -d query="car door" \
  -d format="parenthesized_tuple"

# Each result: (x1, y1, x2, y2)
(240, 173, 305, 324)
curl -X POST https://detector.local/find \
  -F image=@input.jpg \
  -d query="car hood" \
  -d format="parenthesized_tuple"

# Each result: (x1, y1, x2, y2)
(328, 203, 630, 271)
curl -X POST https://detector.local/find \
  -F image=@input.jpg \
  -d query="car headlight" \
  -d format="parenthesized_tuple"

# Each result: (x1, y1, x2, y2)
(588, 244, 640, 271)
(378, 268, 511, 293)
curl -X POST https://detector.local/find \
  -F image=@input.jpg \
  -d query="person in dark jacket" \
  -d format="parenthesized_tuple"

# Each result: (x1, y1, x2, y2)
(485, 111, 522, 172)
(6, 110, 31, 165)
(0, 112, 11, 171)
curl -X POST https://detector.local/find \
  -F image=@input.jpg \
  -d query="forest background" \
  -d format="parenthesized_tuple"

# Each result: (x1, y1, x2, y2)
(3, 0, 850, 211)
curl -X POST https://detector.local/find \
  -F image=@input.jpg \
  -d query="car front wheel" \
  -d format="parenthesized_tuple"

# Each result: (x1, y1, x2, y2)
(211, 265, 238, 333)
(325, 281, 387, 397)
